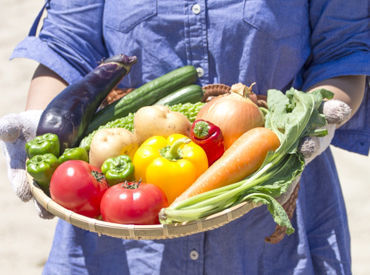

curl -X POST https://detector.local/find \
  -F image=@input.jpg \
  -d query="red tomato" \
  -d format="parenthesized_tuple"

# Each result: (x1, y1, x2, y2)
(100, 182, 168, 225)
(50, 160, 108, 218)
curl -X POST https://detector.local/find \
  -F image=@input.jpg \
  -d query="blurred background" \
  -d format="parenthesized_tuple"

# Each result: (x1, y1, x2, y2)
(0, 1, 369, 274)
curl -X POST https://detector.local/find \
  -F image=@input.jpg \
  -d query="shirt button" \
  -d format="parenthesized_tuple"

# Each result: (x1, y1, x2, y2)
(196, 67, 204, 77)
(192, 4, 201, 15)
(190, 250, 199, 260)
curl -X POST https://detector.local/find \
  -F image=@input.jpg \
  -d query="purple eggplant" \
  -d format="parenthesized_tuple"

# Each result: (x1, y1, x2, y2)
(36, 54, 137, 153)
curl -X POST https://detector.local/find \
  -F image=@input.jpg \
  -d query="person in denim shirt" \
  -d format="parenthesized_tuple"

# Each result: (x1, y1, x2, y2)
(2, 0, 369, 274)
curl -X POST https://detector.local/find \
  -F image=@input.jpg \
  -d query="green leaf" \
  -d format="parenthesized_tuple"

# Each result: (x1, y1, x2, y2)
(246, 193, 295, 235)
(264, 88, 333, 160)
(249, 153, 304, 198)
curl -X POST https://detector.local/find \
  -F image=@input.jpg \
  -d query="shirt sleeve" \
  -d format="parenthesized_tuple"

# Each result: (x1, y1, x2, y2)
(302, 0, 370, 90)
(10, 0, 107, 84)
(302, 0, 370, 155)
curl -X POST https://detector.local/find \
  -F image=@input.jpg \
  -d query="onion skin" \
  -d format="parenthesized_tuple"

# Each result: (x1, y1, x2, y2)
(196, 93, 264, 149)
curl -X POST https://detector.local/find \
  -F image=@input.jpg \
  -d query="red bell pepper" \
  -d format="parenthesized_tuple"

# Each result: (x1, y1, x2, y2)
(190, 119, 225, 165)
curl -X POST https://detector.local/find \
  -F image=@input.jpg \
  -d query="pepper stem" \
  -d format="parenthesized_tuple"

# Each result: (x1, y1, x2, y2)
(193, 121, 210, 139)
(161, 138, 191, 161)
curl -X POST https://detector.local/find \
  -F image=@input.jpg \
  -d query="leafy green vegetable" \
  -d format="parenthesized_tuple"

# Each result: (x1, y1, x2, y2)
(160, 88, 333, 236)
(245, 193, 294, 234)
(265, 88, 332, 159)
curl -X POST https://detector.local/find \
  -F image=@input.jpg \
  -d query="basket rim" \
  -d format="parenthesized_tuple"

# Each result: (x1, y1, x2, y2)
(28, 175, 261, 240)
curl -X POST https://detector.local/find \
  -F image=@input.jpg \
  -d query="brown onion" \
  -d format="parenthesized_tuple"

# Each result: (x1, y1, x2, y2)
(196, 84, 264, 149)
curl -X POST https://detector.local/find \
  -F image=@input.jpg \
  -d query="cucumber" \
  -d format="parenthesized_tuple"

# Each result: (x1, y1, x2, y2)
(86, 65, 198, 134)
(154, 84, 203, 106)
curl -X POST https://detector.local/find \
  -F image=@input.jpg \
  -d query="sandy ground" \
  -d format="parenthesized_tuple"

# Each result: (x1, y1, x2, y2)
(0, 1, 369, 274)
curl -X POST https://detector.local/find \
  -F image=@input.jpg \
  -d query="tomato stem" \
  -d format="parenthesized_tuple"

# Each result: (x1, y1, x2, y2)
(121, 180, 141, 189)
(91, 170, 106, 183)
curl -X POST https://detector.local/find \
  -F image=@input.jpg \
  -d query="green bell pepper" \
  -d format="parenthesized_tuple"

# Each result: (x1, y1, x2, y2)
(25, 133, 60, 158)
(101, 155, 134, 186)
(59, 147, 89, 163)
(26, 153, 60, 194)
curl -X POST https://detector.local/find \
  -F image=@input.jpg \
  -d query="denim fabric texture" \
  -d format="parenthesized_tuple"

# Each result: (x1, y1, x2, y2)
(11, 0, 369, 274)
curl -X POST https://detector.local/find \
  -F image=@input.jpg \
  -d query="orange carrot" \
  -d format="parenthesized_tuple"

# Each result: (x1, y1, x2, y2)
(172, 127, 280, 204)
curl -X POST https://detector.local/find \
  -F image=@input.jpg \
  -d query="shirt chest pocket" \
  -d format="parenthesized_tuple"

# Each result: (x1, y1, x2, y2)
(104, 0, 158, 33)
(243, 0, 308, 39)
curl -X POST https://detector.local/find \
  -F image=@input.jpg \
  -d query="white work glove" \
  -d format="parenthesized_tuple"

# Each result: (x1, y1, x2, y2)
(0, 110, 54, 219)
(299, 99, 352, 164)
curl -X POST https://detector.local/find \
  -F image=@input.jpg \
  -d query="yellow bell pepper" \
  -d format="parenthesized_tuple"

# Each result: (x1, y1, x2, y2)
(133, 134, 208, 203)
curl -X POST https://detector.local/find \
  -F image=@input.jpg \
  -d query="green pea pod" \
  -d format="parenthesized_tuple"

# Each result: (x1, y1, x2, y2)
(26, 153, 60, 194)
(59, 147, 89, 163)
(101, 155, 134, 186)
(25, 133, 60, 158)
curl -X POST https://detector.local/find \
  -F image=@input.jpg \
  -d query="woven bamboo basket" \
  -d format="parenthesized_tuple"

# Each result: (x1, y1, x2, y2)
(28, 84, 300, 243)
(29, 176, 299, 242)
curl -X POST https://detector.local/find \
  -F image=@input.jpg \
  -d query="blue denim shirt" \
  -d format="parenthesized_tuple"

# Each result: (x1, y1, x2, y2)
(11, 1, 369, 274)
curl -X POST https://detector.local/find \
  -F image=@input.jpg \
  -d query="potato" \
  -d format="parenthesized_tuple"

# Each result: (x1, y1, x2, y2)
(134, 105, 191, 144)
(89, 128, 138, 169)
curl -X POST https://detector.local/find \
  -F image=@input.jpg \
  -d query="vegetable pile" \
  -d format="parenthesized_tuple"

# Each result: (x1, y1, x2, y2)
(26, 55, 333, 236)
(162, 88, 332, 234)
